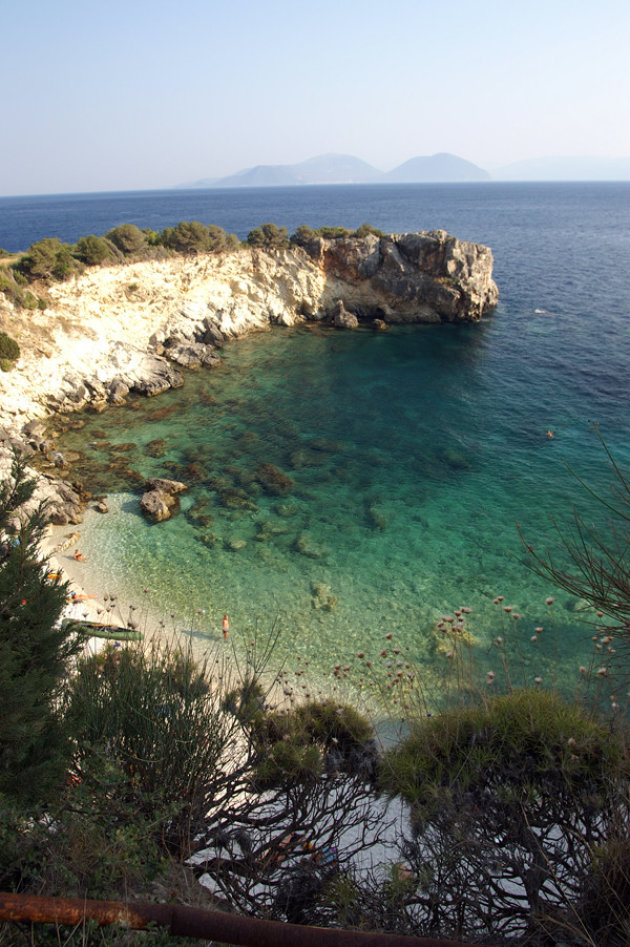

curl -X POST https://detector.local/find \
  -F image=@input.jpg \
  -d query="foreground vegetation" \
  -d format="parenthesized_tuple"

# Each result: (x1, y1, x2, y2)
(2, 440, 630, 944)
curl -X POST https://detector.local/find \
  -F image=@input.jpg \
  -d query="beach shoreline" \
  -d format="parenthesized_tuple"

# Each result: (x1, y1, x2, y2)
(39, 522, 311, 711)
(41, 523, 221, 656)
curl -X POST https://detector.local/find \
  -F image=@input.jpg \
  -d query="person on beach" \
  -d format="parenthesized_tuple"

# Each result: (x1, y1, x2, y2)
(68, 590, 93, 603)
(73, 549, 86, 562)
(223, 614, 229, 640)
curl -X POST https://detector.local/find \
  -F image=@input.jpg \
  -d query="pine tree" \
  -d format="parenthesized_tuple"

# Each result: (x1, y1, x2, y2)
(0, 451, 78, 807)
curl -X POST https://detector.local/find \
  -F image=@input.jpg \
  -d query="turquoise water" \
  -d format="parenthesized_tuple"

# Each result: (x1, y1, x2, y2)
(55, 319, 629, 698)
(13, 181, 628, 699)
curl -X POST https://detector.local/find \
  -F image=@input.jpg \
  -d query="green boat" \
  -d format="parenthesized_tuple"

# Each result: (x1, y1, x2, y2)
(62, 619, 142, 642)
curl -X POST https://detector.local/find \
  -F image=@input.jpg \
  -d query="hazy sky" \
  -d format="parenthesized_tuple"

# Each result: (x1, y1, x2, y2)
(3, 0, 629, 195)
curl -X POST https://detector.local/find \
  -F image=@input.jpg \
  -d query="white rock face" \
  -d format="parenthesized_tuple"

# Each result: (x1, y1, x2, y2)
(0, 233, 498, 439)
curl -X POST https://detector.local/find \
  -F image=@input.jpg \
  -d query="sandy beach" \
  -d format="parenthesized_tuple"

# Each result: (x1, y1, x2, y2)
(39, 522, 297, 708)
(40, 523, 201, 654)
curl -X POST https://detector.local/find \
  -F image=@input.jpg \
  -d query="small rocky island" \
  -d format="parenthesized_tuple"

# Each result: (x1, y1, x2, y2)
(0, 229, 498, 521)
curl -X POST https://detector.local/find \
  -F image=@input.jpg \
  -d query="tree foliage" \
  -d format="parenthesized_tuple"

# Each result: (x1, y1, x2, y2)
(16, 237, 79, 281)
(521, 427, 630, 656)
(314, 226, 351, 239)
(105, 223, 147, 256)
(0, 453, 77, 807)
(378, 688, 630, 943)
(353, 222, 384, 238)
(66, 641, 241, 856)
(247, 222, 289, 249)
(73, 234, 116, 265)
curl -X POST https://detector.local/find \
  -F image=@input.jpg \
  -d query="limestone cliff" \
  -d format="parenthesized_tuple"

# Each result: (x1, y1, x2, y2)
(0, 230, 497, 440)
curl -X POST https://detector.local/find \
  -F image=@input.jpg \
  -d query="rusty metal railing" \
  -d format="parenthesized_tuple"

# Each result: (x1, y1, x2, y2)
(0, 892, 486, 945)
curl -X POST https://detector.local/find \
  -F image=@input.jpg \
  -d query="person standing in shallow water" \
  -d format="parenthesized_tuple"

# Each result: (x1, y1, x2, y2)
(222, 614, 229, 641)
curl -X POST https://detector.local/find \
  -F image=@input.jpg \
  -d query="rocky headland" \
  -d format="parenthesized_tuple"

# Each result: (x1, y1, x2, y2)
(0, 230, 498, 523)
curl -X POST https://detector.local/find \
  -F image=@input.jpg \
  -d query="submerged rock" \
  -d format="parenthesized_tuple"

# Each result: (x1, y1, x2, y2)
(275, 502, 299, 518)
(311, 581, 338, 611)
(144, 438, 168, 458)
(366, 503, 388, 531)
(254, 462, 294, 495)
(225, 536, 247, 551)
(294, 533, 329, 560)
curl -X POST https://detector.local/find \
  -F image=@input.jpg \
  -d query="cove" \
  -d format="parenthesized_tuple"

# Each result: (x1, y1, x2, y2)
(51, 319, 613, 700)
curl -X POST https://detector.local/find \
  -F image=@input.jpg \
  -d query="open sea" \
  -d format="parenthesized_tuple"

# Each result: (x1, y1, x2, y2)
(2, 182, 630, 702)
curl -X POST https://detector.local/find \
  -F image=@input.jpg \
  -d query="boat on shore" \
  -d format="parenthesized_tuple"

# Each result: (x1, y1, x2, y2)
(62, 619, 142, 642)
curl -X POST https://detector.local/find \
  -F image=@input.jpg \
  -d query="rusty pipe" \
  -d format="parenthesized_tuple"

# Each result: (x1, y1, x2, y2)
(0, 891, 481, 946)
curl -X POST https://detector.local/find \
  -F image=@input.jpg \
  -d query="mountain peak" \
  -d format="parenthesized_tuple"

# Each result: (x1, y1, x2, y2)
(386, 153, 490, 183)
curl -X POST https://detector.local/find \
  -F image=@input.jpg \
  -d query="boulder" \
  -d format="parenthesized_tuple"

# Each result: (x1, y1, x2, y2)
(332, 300, 359, 329)
(140, 477, 187, 522)
(140, 489, 175, 522)
(163, 338, 221, 369)
(108, 377, 130, 404)
(35, 477, 84, 525)
(129, 356, 184, 397)
(144, 477, 187, 495)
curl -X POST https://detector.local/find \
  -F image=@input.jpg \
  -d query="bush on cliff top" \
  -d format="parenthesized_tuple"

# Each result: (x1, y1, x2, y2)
(105, 223, 147, 256)
(247, 222, 289, 250)
(15, 237, 80, 282)
(159, 220, 238, 254)
(73, 233, 117, 265)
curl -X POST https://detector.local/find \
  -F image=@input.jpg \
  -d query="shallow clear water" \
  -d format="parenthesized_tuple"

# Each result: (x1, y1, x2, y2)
(8, 182, 630, 698)
(55, 317, 629, 697)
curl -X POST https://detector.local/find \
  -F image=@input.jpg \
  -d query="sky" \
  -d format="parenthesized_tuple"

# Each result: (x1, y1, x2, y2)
(2, 0, 630, 196)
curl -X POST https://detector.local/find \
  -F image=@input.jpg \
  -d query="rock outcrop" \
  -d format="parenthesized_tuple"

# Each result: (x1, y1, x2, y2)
(0, 231, 498, 473)
(140, 478, 187, 523)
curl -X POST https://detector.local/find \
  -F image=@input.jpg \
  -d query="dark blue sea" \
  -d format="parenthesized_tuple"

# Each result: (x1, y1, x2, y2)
(3, 183, 630, 700)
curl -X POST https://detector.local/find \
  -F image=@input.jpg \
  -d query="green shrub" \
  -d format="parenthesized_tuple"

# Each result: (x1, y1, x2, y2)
(105, 223, 147, 256)
(16, 237, 79, 281)
(247, 222, 289, 250)
(256, 738, 324, 786)
(291, 224, 317, 245)
(22, 290, 38, 309)
(252, 698, 375, 788)
(315, 226, 351, 239)
(160, 220, 211, 254)
(380, 688, 625, 814)
(353, 222, 384, 238)
(290, 225, 322, 257)
(0, 269, 23, 305)
(12, 269, 28, 286)
(66, 641, 236, 856)
(0, 332, 20, 362)
(0, 358, 13, 372)
(73, 234, 116, 265)
(378, 689, 630, 943)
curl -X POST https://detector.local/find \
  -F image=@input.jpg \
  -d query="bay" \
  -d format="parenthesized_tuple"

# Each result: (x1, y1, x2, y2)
(5, 182, 630, 700)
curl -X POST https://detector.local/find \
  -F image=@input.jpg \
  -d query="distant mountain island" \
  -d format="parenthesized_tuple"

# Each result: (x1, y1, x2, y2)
(181, 151, 630, 188)
(183, 153, 489, 188)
